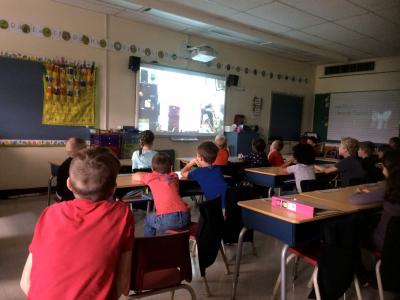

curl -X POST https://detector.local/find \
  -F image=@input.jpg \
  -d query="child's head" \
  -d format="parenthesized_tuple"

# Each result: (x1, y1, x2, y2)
(292, 143, 315, 165)
(306, 136, 317, 147)
(252, 138, 267, 153)
(389, 137, 400, 150)
(139, 130, 155, 148)
(67, 147, 120, 202)
(197, 141, 219, 165)
(214, 134, 227, 149)
(382, 149, 400, 203)
(377, 144, 391, 159)
(65, 137, 87, 157)
(358, 141, 375, 158)
(151, 152, 172, 174)
(271, 140, 284, 152)
(339, 137, 359, 157)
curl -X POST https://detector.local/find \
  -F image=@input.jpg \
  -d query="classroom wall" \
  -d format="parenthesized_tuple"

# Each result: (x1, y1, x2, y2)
(0, 0, 315, 190)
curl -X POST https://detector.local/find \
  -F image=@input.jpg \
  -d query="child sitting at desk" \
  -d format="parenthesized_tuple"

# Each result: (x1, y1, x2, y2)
(181, 141, 228, 209)
(132, 152, 190, 236)
(131, 130, 157, 170)
(56, 137, 87, 201)
(281, 143, 316, 193)
(213, 134, 229, 166)
(358, 141, 381, 183)
(268, 139, 285, 167)
(238, 138, 268, 168)
(315, 137, 365, 187)
(350, 149, 400, 251)
(21, 147, 134, 299)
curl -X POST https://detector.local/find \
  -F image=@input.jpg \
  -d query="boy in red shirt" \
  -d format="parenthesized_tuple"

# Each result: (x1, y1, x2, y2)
(20, 147, 135, 300)
(132, 152, 190, 236)
(268, 139, 285, 167)
(213, 134, 229, 165)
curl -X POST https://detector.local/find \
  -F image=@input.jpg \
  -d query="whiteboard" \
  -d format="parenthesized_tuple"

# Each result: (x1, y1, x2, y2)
(327, 90, 400, 144)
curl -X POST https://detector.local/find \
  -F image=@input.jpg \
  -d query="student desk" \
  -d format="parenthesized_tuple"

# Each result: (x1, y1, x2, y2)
(282, 155, 339, 165)
(177, 156, 242, 167)
(231, 187, 383, 300)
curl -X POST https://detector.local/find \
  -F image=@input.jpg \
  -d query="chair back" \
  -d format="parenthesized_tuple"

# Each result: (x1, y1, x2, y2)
(132, 168, 152, 173)
(223, 186, 254, 244)
(130, 231, 192, 292)
(50, 162, 59, 177)
(381, 216, 400, 293)
(196, 196, 224, 277)
(300, 179, 330, 192)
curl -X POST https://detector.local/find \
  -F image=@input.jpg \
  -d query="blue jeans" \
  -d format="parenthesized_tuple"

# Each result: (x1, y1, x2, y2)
(144, 211, 191, 237)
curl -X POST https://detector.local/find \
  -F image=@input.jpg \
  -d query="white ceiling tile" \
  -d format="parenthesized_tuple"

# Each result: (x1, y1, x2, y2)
(117, 10, 190, 31)
(340, 38, 399, 56)
(374, 6, 400, 25)
(302, 22, 365, 42)
(320, 43, 372, 59)
(54, 0, 124, 14)
(347, 0, 400, 11)
(246, 2, 325, 29)
(279, 0, 367, 21)
(229, 13, 291, 33)
(282, 30, 336, 46)
(211, 0, 274, 12)
(336, 13, 400, 41)
(167, 0, 238, 17)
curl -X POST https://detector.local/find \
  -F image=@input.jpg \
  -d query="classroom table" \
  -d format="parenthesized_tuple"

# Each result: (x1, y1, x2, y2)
(283, 155, 339, 165)
(177, 156, 243, 165)
(231, 186, 383, 300)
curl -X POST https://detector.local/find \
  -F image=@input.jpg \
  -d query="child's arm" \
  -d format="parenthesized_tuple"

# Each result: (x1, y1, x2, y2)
(315, 165, 337, 174)
(180, 158, 198, 178)
(279, 166, 289, 174)
(20, 253, 33, 295)
(131, 172, 146, 182)
(116, 250, 132, 296)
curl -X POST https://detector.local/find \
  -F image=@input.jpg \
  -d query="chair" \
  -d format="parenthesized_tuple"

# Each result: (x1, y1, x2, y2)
(47, 162, 59, 206)
(374, 216, 400, 300)
(166, 196, 230, 297)
(300, 179, 330, 192)
(127, 231, 196, 300)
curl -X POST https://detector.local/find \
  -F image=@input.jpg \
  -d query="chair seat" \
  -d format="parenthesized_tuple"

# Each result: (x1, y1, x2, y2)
(289, 245, 320, 266)
(141, 268, 181, 290)
(166, 222, 198, 240)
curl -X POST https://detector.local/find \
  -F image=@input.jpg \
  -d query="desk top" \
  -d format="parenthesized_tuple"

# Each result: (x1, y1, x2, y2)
(177, 156, 242, 164)
(238, 199, 344, 224)
(245, 164, 335, 176)
(301, 182, 384, 213)
(116, 174, 146, 188)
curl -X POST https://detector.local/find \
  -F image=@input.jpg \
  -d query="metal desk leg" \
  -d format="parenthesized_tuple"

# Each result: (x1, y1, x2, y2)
(281, 244, 289, 300)
(268, 187, 273, 198)
(231, 227, 248, 300)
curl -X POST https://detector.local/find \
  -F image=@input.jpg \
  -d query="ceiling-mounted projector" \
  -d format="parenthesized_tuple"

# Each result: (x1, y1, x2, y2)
(189, 45, 217, 63)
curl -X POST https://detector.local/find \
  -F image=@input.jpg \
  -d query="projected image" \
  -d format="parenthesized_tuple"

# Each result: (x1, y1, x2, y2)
(137, 64, 225, 136)
(371, 111, 392, 130)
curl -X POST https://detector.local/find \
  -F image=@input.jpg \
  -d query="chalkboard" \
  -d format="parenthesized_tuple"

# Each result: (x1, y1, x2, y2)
(269, 93, 303, 140)
(0, 57, 89, 140)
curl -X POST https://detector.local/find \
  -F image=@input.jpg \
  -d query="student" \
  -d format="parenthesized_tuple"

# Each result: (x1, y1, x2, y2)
(131, 130, 157, 170)
(281, 143, 316, 193)
(350, 149, 400, 251)
(268, 139, 285, 167)
(377, 144, 391, 161)
(56, 137, 87, 201)
(358, 141, 380, 183)
(20, 147, 135, 299)
(181, 141, 228, 208)
(238, 137, 268, 167)
(213, 134, 229, 166)
(132, 153, 190, 236)
(306, 136, 321, 156)
(315, 137, 365, 187)
(389, 136, 400, 150)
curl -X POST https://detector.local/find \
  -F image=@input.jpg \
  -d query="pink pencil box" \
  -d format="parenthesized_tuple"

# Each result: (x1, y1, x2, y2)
(271, 196, 314, 217)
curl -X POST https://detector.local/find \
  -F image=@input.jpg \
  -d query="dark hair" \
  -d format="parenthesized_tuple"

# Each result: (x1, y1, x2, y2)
(359, 141, 375, 157)
(292, 143, 315, 165)
(252, 138, 267, 153)
(383, 150, 400, 203)
(378, 144, 391, 154)
(306, 136, 317, 145)
(197, 141, 218, 164)
(152, 152, 172, 174)
(69, 147, 120, 201)
(299, 136, 308, 144)
(139, 130, 155, 155)
(389, 137, 400, 150)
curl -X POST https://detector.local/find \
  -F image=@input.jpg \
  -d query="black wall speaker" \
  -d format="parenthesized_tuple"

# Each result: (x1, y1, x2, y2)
(129, 56, 141, 72)
(226, 74, 239, 87)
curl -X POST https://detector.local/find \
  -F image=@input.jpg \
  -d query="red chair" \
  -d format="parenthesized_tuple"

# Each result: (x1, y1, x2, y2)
(127, 231, 196, 299)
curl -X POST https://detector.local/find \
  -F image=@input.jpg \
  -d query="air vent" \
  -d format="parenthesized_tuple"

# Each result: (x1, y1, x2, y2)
(324, 61, 375, 75)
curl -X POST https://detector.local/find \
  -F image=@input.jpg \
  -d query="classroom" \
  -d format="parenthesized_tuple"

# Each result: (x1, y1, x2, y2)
(1, 0, 400, 299)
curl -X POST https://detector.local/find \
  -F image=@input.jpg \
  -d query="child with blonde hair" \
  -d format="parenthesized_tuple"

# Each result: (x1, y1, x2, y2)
(213, 134, 229, 165)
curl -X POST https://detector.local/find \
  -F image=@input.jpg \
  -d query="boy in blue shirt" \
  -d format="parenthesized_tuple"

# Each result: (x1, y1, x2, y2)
(181, 141, 227, 208)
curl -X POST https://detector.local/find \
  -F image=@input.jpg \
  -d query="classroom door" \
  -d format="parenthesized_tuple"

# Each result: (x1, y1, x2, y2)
(269, 93, 303, 140)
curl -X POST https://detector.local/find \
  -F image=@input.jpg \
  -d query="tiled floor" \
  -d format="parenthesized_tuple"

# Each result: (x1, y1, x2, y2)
(0, 194, 390, 300)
